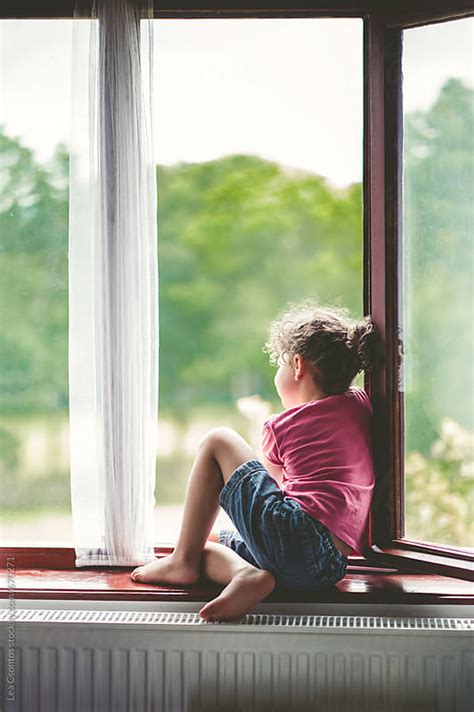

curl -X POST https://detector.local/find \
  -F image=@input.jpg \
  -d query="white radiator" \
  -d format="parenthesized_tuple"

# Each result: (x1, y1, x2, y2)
(1, 604, 473, 711)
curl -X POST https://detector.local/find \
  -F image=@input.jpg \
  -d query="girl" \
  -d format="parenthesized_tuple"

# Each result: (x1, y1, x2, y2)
(131, 299, 381, 622)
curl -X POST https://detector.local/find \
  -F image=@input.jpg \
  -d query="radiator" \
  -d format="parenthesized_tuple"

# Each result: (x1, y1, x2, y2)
(1, 606, 473, 712)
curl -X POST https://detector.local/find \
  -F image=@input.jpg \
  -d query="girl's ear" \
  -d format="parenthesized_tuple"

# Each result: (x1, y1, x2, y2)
(293, 353, 305, 380)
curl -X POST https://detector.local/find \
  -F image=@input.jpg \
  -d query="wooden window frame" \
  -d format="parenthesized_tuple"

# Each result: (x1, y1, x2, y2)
(1, 0, 473, 585)
(365, 3, 474, 582)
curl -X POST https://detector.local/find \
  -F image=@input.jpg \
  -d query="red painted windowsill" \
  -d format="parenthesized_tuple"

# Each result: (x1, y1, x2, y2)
(1, 551, 472, 605)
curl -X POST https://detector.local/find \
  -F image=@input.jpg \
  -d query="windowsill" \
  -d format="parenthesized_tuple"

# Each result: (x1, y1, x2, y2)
(1, 548, 472, 605)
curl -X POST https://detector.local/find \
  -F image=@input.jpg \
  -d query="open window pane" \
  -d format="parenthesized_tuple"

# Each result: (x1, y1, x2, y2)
(152, 18, 363, 543)
(401, 18, 474, 551)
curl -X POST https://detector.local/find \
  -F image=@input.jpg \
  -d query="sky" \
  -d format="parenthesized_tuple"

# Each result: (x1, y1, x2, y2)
(0, 17, 472, 188)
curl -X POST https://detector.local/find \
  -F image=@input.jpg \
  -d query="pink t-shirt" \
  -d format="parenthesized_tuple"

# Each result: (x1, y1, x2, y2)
(261, 386, 375, 555)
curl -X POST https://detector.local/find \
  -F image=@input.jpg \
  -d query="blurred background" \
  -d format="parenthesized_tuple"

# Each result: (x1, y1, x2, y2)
(0, 17, 472, 549)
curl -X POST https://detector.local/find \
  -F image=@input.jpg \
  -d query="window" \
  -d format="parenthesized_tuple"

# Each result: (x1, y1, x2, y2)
(369, 4, 473, 577)
(0, 16, 364, 547)
(1, 1, 472, 582)
(401, 18, 473, 552)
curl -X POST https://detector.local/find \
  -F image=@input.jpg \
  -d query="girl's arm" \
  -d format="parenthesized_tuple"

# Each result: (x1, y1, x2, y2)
(263, 455, 284, 487)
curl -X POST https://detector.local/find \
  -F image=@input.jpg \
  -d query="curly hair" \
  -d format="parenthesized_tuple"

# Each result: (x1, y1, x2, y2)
(263, 299, 383, 395)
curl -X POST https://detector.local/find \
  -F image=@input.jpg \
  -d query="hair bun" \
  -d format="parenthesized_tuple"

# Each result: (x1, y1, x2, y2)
(347, 317, 383, 372)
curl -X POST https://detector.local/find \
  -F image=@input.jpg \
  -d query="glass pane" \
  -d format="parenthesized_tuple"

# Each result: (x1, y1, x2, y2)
(402, 18, 474, 550)
(152, 18, 364, 544)
(0, 21, 73, 544)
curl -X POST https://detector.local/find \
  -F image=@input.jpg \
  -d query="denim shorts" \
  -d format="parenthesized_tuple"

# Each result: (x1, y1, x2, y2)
(218, 459, 348, 592)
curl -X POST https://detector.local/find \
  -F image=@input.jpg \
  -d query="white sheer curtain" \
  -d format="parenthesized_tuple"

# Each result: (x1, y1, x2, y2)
(68, 0, 158, 566)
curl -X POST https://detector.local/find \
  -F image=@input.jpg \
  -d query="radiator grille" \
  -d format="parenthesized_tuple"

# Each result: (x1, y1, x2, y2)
(1, 608, 472, 631)
(2, 609, 473, 710)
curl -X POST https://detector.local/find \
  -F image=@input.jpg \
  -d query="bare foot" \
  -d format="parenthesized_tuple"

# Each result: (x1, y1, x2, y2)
(199, 567, 276, 622)
(130, 552, 200, 586)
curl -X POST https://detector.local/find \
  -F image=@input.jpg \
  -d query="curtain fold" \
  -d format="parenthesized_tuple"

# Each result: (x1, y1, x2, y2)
(68, 0, 158, 566)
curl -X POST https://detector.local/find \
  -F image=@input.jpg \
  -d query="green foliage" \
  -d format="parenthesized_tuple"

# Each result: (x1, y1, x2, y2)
(157, 154, 363, 411)
(0, 80, 473, 551)
(0, 133, 364, 416)
(0, 130, 69, 413)
(403, 78, 474, 455)
(405, 417, 473, 547)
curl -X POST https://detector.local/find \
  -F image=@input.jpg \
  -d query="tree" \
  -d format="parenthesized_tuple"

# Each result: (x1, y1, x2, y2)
(403, 79, 474, 455)
(157, 155, 363, 412)
(0, 129, 69, 413)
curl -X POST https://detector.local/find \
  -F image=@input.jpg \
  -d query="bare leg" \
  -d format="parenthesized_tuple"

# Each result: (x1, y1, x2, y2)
(130, 428, 256, 586)
(198, 541, 275, 621)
